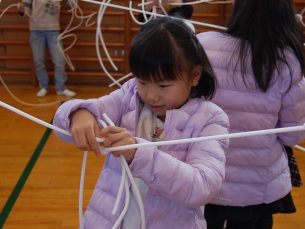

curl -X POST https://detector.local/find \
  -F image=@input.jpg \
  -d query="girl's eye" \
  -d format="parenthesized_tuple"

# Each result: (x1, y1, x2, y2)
(159, 84, 171, 88)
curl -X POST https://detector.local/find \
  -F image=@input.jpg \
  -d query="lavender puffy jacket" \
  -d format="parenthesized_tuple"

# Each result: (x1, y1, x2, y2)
(53, 78, 229, 229)
(198, 31, 305, 206)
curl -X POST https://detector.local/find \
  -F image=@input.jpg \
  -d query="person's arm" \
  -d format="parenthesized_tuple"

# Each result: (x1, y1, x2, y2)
(53, 79, 135, 151)
(18, 0, 32, 16)
(277, 53, 305, 145)
(68, 109, 103, 155)
(63, 0, 74, 7)
(129, 106, 229, 207)
(18, 1, 25, 16)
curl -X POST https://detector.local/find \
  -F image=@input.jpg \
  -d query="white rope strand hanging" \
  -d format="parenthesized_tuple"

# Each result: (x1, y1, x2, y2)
(101, 113, 145, 229)
(95, 1, 122, 87)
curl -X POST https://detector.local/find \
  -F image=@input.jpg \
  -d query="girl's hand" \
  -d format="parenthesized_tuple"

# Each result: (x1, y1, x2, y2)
(101, 126, 136, 163)
(70, 109, 102, 156)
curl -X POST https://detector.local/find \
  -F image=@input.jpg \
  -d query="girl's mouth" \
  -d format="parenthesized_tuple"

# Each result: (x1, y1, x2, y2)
(150, 105, 163, 112)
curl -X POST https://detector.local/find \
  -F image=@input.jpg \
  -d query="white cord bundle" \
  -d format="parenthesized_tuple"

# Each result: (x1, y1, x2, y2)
(99, 113, 145, 229)
(78, 113, 145, 229)
(82, 0, 227, 30)
(95, 0, 123, 88)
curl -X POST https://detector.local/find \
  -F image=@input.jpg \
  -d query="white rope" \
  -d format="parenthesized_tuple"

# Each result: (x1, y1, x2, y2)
(79, 150, 88, 229)
(111, 158, 127, 215)
(206, 0, 233, 3)
(294, 145, 305, 152)
(96, 0, 119, 71)
(0, 76, 60, 107)
(98, 119, 128, 218)
(102, 113, 146, 229)
(139, 0, 233, 6)
(109, 72, 132, 87)
(112, 168, 130, 229)
(81, 0, 227, 30)
(106, 125, 305, 152)
(0, 101, 104, 142)
(129, 1, 152, 26)
(97, 120, 131, 224)
(57, 0, 82, 71)
(60, 0, 122, 86)
(0, 3, 19, 19)
(298, 7, 305, 28)
(141, 0, 150, 21)
(1, 100, 304, 155)
(95, 2, 122, 87)
(0, 101, 70, 135)
(171, 0, 233, 5)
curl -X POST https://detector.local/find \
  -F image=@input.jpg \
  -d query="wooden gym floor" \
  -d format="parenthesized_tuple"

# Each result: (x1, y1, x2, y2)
(0, 83, 304, 229)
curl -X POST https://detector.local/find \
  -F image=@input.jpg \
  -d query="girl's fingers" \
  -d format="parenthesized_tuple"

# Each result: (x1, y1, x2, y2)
(87, 129, 101, 156)
(74, 132, 91, 151)
(69, 109, 102, 156)
(103, 130, 135, 148)
(71, 124, 101, 155)
(99, 126, 136, 161)
(100, 126, 125, 136)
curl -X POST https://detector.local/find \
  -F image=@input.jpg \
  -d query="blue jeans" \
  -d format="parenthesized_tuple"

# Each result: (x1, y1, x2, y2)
(30, 30, 67, 91)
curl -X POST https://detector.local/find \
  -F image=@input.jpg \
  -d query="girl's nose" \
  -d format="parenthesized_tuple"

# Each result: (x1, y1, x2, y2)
(146, 92, 159, 102)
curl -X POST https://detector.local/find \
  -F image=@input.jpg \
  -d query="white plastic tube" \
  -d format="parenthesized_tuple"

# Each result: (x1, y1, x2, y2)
(294, 145, 305, 152)
(81, 0, 227, 30)
(102, 113, 146, 229)
(106, 125, 305, 152)
(0, 101, 104, 142)
(79, 151, 88, 229)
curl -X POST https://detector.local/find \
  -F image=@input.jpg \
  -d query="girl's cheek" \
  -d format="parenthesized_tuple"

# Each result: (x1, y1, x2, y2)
(138, 90, 146, 100)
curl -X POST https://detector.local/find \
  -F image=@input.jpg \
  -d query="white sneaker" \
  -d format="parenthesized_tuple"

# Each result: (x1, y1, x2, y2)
(36, 88, 47, 97)
(57, 89, 76, 97)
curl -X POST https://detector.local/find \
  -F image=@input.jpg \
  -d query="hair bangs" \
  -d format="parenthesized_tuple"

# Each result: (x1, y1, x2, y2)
(129, 24, 184, 82)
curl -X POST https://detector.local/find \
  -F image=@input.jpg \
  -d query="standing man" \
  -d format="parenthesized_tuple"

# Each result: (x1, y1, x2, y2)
(19, 0, 76, 97)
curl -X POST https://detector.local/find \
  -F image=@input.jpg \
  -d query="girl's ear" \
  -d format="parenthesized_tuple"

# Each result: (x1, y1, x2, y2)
(191, 65, 203, 86)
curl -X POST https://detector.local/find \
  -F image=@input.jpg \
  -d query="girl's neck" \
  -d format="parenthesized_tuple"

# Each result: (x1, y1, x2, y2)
(158, 115, 165, 122)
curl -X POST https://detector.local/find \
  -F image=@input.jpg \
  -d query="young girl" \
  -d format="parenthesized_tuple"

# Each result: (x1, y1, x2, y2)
(197, 0, 305, 228)
(53, 17, 229, 228)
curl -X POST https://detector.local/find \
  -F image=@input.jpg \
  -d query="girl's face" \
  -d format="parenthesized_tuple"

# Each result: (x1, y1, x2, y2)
(136, 68, 201, 121)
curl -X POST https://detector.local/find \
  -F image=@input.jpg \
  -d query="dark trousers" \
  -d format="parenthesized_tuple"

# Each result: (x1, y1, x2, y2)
(205, 204, 273, 229)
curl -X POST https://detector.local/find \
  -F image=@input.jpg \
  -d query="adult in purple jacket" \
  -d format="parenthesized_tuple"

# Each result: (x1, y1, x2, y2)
(53, 17, 229, 229)
(197, 0, 305, 228)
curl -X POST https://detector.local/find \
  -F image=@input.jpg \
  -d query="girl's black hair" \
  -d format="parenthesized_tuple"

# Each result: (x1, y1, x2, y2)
(129, 17, 217, 100)
(227, 0, 304, 92)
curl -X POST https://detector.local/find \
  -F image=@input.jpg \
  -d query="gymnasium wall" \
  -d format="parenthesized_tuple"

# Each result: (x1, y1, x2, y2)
(0, 0, 304, 85)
